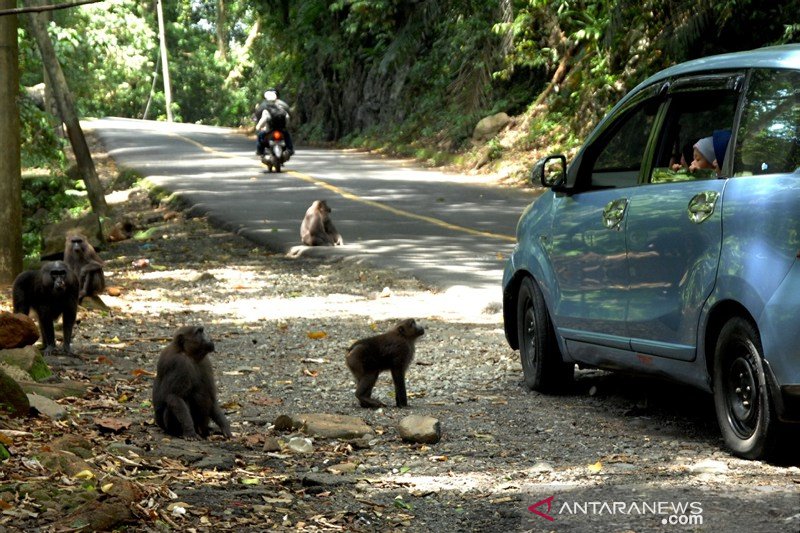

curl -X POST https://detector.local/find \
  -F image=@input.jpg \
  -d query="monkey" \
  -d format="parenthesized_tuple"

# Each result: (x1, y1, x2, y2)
(107, 219, 135, 242)
(152, 325, 232, 440)
(345, 318, 425, 408)
(12, 261, 79, 356)
(300, 200, 344, 246)
(63, 233, 105, 301)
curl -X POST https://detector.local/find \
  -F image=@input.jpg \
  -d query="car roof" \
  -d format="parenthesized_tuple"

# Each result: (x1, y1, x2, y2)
(641, 43, 800, 86)
(590, 44, 800, 141)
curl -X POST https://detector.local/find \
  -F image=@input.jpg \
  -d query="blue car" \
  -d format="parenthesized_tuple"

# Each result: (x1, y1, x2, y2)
(502, 44, 800, 459)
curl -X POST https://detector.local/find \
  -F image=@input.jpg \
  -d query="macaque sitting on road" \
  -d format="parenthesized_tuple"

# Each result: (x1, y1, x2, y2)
(152, 325, 232, 440)
(300, 200, 344, 246)
(346, 319, 425, 408)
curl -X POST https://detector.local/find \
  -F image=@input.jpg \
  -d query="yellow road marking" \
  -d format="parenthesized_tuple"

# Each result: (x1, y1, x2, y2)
(171, 131, 517, 243)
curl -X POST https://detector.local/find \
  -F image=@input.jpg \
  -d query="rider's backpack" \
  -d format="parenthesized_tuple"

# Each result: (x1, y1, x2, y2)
(266, 104, 287, 130)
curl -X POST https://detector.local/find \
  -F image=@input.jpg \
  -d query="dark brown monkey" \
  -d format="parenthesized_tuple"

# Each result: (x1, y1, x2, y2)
(152, 325, 232, 440)
(12, 261, 79, 356)
(63, 233, 105, 301)
(300, 200, 344, 246)
(346, 318, 425, 408)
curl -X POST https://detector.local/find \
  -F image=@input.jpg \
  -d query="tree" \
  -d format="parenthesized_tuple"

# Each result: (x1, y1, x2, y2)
(0, 0, 23, 282)
(216, 0, 227, 60)
(24, 0, 108, 218)
(156, 0, 174, 122)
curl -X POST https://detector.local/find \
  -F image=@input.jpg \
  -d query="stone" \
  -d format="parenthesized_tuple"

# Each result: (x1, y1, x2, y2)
(262, 436, 282, 452)
(397, 415, 441, 444)
(27, 393, 66, 419)
(0, 345, 51, 381)
(37, 450, 95, 477)
(689, 459, 729, 475)
(18, 380, 87, 400)
(0, 312, 40, 349)
(80, 295, 110, 311)
(295, 413, 373, 439)
(287, 436, 313, 454)
(0, 368, 30, 417)
(0, 363, 31, 382)
(106, 442, 145, 458)
(472, 112, 511, 144)
(327, 462, 358, 475)
(50, 435, 94, 458)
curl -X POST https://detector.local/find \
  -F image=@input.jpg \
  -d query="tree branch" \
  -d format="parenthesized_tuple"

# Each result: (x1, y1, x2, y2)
(0, 0, 106, 16)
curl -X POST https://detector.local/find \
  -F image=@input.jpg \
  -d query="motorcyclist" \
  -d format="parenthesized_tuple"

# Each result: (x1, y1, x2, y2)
(256, 88, 294, 156)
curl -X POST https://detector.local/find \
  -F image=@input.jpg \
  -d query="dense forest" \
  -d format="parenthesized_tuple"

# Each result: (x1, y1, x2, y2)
(9, 0, 800, 262)
(19, 1, 799, 160)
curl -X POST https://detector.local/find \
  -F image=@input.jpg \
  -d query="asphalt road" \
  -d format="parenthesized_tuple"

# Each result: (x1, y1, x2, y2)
(86, 117, 538, 299)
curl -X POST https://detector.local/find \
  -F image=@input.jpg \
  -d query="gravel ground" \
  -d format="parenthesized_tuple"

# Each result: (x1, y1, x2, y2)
(3, 141, 799, 532)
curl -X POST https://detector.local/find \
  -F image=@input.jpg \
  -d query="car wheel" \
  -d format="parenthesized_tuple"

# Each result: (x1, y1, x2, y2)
(713, 317, 780, 459)
(516, 276, 573, 392)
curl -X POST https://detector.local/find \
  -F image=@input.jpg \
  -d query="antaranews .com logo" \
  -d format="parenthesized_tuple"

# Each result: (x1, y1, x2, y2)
(528, 495, 704, 526)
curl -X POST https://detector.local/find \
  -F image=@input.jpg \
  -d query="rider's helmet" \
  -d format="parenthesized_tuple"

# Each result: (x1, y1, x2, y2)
(264, 88, 279, 101)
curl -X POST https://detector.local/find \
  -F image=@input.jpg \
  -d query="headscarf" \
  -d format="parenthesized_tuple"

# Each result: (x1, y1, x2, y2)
(694, 136, 715, 164)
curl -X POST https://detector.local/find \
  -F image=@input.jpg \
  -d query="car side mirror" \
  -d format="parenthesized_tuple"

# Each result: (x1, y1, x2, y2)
(531, 155, 567, 189)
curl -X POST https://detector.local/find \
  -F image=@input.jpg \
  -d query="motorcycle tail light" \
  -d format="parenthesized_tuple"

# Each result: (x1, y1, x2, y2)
(272, 130, 283, 141)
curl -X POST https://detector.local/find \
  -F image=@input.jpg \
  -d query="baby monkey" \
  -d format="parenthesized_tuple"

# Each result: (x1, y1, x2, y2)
(346, 318, 425, 408)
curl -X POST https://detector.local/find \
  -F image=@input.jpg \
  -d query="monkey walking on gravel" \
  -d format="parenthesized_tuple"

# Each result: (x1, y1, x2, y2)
(346, 319, 425, 408)
(152, 325, 232, 440)
(12, 261, 79, 356)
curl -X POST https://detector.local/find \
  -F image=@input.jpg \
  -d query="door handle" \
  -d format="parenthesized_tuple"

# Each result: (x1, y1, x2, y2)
(602, 198, 629, 230)
(688, 191, 720, 223)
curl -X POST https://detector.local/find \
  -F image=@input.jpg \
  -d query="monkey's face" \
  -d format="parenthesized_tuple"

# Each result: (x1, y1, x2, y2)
(397, 319, 424, 339)
(48, 270, 68, 293)
(70, 236, 86, 255)
(44, 262, 71, 294)
(177, 326, 215, 360)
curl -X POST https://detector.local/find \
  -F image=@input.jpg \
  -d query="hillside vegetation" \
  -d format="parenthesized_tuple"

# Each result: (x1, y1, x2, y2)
(20, 1, 800, 185)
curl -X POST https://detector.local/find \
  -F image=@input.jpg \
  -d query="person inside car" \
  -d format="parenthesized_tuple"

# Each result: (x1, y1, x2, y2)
(690, 129, 732, 176)
(690, 135, 716, 173)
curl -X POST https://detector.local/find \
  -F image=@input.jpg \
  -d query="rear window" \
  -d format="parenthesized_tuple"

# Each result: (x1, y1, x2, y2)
(734, 69, 800, 176)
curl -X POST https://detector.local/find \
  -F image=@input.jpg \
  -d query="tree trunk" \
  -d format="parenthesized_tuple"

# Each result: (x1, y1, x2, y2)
(156, 0, 174, 122)
(216, 0, 227, 60)
(0, 0, 23, 282)
(24, 0, 109, 218)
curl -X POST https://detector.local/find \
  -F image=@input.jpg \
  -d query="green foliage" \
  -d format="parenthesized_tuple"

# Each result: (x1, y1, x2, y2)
(20, 170, 85, 263)
(19, 98, 65, 171)
(16, 0, 800, 170)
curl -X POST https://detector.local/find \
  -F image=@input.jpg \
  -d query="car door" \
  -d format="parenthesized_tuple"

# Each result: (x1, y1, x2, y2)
(548, 88, 662, 349)
(624, 73, 744, 360)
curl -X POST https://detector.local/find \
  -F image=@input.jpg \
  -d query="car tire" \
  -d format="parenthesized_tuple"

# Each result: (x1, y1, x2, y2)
(713, 317, 780, 459)
(516, 276, 573, 393)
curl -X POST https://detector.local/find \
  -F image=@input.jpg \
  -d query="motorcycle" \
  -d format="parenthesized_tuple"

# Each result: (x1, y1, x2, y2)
(260, 129, 291, 173)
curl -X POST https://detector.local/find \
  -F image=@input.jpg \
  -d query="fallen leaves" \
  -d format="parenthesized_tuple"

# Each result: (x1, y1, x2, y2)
(94, 417, 133, 434)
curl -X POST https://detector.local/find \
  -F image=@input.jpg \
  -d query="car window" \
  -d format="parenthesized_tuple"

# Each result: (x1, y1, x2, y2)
(587, 99, 660, 188)
(734, 69, 800, 177)
(650, 89, 739, 184)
